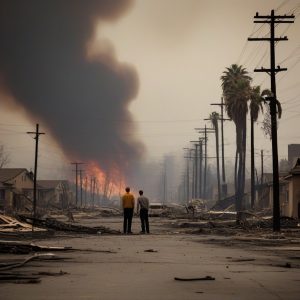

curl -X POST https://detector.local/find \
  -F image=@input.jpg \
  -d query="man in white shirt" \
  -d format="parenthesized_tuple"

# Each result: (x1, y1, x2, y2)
(137, 190, 150, 234)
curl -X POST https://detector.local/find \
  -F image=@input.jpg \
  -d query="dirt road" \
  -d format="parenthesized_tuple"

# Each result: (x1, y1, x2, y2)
(0, 216, 299, 300)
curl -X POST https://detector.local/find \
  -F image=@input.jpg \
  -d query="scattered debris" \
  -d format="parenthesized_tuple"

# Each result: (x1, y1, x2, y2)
(0, 214, 46, 233)
(0, 240, 72, 254)
(18, 215, 120, 234)
(230, 258, 256, 262)
(276, 262, 292, 268)
(174, 275, 215, 281)
(0, 269, 69, 284)
(0, 273, 41, 284)
(144, 249, 158, 253)
(0, 253, 59, 271)
(33, 270, 69, 276)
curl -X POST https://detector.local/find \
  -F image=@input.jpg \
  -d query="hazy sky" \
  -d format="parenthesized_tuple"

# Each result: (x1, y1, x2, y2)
(97, 0, 300, 171)
(0, 0, 299, 186)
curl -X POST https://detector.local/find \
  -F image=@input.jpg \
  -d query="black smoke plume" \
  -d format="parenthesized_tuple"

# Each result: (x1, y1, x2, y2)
(0, 0, 144, 176)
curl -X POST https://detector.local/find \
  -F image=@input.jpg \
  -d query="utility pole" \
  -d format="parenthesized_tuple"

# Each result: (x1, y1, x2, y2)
(190, 139, 205, 198)
(190, 142, 198, 198)
(248, 10, 294, 232)
(90, 176, 93, 206)
(211, 98, 230, 197)
(190, 139, 201, 198)
(91, 177, 96, 208)
(186, 157, 190, 203)
(199, 139, 203, 198)
(162, 162, 167, 204)
(261, 150, 264, 185)
(27, 124, 45, 228)
(196, 125, 215, 199)
(71, 162, 84, 207)
(84, 176, 88, 207)
(183, 148, 194, 203)
(79, 169, 84, 207)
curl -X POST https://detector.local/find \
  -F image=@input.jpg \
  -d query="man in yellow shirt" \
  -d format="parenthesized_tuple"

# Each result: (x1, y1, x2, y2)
(121, 187, 135, 234)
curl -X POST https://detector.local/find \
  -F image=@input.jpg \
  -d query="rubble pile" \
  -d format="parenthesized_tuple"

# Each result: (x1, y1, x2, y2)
(0, 240, 72, 254)
(18, 215, 120, 234)
(0, 214, 46, 233)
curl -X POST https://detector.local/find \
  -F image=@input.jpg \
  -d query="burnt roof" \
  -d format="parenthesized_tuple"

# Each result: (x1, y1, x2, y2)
(0, 168, 29, 183)
(37, 180, 68, 189)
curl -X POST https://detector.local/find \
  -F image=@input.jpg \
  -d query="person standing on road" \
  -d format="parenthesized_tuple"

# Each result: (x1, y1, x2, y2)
(121, 187, 135, 234)
(137, 190, 150, 234)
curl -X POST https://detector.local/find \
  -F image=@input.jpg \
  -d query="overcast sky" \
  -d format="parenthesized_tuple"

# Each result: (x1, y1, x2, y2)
(97, 0, 300, 170)
(0, 0, 299, 185)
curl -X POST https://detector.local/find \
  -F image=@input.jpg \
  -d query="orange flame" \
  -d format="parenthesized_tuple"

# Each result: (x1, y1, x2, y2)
(86, 161, 126, 197)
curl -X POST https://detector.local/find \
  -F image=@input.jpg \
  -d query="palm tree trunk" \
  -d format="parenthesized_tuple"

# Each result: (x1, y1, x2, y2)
(240, 116, 247, 218)
(236, 126, 243, 222)
(234, 148, 238, 196)
(215, 125, 221, 201)
(250, 115, 255, 209)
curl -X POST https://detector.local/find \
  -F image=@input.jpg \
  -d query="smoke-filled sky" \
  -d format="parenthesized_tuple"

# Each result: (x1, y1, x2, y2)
(0, 0, 299, 193)
(0, 0, 144, 179)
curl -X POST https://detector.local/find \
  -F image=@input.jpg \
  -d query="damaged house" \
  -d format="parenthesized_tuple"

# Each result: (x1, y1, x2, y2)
(37, 180, 72, 209)
(257, 159, 300, 218)
(0, 168, 34, 212)
(0, 168, 73, 213)
(282, 158, 300, 218)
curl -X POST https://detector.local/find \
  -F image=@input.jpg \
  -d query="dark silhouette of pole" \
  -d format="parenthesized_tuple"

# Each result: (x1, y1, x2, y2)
(79, 169, 84, 207)
(194, 144, 198, 198)
(184, 148, 194, 203)
(261, 150, 264, 185)
(248, 9, 294, 231)
(186, 158, 190, 203)
(190, 142, 199, 199)
(27, 124, 45, 227)
(71, 162, 84, 207)
(162, 162, 167, 204)
(84, 176, 88, 207)
(250, 116, 255, 209)
(190, 139, 205, 198)
(195, 126, 214, 199)
(211, 98, 230, 197)
(199, 139, 203, 198)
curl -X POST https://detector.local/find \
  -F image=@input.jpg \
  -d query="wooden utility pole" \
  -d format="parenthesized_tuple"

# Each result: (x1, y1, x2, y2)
(196, 125, 215, 199)
(71, 162, 84, 207)
(190, 138, 205, 198)
(183, 148, 194, 203)
(261, 150, 264, 185)
(84, 176, 88, 207)
(92, 177, 96, 208)
(199, 139, 203, 198)
(194, 144, 198, 198)
(27, 124, 45, 227)
(90, 176, 93, 206)
(211, 98, 230, 197)
(248, 10, 294, 231)
(184, 147, 205, 201)
(79, 169, 84, 207)
(188, 144, 198, 199)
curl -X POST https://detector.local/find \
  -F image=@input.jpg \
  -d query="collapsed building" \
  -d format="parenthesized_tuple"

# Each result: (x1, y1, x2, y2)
(0, 168, 73, 213)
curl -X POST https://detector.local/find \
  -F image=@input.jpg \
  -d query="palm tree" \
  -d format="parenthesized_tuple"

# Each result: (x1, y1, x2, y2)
(221, 64, 252, 222)
(210, 112, 221, 201)
(249, 86, 270, 209)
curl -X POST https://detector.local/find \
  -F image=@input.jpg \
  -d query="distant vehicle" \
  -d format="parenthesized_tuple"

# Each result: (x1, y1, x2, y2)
(149, 203, 166, 217)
